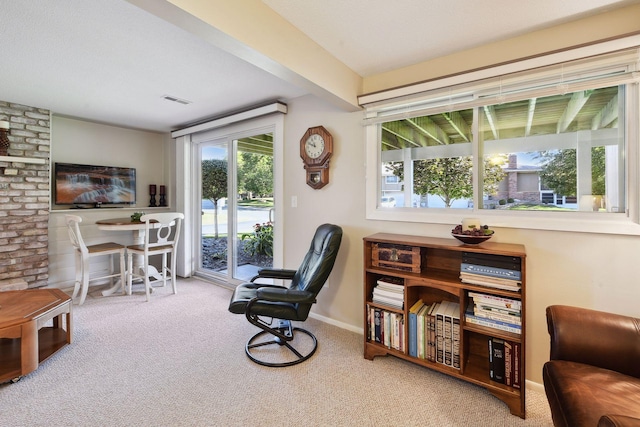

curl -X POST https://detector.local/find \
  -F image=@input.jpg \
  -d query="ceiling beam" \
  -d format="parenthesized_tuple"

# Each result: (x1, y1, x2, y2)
(483, 105, 499, 140)
(525, 98, 537, 137)
(406, 116, 449, 145)
(557, 90, 592, 133)
(591, 93, 618, 129)
(442, 111, 470, 142)
(382, 122, 421, 148)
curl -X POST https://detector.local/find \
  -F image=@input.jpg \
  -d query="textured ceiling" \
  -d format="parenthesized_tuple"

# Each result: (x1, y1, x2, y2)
(0, 0, 307, 133)
(0, 0, 637, 133)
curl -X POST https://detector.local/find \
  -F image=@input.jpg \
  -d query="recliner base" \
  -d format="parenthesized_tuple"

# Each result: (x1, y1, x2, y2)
(245, 321, 318, 367)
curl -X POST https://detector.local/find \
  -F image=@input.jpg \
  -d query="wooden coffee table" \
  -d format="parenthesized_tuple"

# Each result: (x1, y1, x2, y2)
(0, 288, 72, 383)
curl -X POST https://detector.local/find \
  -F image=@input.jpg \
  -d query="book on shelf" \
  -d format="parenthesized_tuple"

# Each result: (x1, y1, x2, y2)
(462, 252, 521, 271)
(442, 301, 460, 369)
(417, 302, 431, 359)
(460, 262, 522, 281)
(372, 300, 403, 310)
(504, 340, 513, 386)
(372, 295, 403, 310)
(369, 306, 405, 351)
(372, 279, 404, 309)
(431, 304, 439, 362)
(376, 276, 404, 288)
(490, 337, 505, 384)
(468, 291, 522, 310)
(465, 304, 521, 334)
(435, 302, 447, 364)
(489, 338, 521, 388)
(474, 303, 521, 317)
(374, 307, 382, 342)
(474, 307, 522, 325)
(374, 286, 404, 298)
(460, 272, 522, 292)
(513, 341, 521, 389)
(384, 311, 391, 348)
(450, 303, 461, 369)
(408, 299, 423, 358)
(442, 301, 453, 367)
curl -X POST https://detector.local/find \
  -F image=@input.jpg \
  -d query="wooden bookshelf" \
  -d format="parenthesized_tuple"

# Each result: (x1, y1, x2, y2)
(363, 233, 526, 418)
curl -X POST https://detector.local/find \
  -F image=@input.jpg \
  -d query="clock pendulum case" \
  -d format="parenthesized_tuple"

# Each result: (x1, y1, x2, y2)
(300, 126, 333, 189)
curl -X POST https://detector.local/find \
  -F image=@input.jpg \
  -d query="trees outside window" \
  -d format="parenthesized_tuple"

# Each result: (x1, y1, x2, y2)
(202, 159, 227, 238)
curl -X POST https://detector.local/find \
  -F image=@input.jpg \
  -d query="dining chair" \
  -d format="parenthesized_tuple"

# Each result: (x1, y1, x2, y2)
(65, 214, 127, 305)
(126, 212, 184, 301)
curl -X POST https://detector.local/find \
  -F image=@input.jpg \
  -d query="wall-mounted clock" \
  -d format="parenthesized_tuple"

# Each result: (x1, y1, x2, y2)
(300, 126, 333, 189)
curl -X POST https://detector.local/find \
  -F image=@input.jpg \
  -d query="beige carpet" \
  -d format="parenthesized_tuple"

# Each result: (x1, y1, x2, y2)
(0, 278, 553, 426)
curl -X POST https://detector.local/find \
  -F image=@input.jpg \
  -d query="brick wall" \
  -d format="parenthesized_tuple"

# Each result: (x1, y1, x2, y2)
(0, 101, 50, 289)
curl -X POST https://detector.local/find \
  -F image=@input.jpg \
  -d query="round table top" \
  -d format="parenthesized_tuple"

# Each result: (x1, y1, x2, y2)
(96, 217, 142, 226)
(95, 217, 159, 231)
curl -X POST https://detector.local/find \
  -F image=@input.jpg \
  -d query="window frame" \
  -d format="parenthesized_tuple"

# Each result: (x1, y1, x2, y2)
(362, 39, 640, 235)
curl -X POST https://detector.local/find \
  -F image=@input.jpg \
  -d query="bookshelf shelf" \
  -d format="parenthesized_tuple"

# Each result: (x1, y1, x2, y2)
(363, 233, 526, 419)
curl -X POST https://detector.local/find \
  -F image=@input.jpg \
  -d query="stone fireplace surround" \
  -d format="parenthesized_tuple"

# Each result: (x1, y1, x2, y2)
(0, 100, 50, 291)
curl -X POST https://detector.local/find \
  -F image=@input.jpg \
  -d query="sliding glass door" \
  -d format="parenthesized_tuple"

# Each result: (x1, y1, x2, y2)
(196, 125, 277, 285)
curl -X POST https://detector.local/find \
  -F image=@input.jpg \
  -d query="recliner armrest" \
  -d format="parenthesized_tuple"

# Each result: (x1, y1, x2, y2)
(251, 268, 297, 281)
(547, 305, 640, 378)
(599, 414, 640, 427)
(256, 287, 315, 304)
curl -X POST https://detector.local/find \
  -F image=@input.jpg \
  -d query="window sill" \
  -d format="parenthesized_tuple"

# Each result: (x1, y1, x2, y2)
(366, 207, 640, 236)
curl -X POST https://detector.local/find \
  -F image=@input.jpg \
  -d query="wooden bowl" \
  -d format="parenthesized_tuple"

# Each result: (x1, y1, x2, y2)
(452, 232, 494, 245)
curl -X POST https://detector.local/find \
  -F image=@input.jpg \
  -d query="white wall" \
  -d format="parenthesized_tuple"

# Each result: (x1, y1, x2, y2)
(51, 116, 172, 210)
(282, 94, 640, 386)
(48, 116, 174, 289)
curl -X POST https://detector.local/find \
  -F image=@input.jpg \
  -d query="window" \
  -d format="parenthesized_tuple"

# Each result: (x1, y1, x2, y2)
(480, 86, 624, 213)
(362, 41, 640, 234)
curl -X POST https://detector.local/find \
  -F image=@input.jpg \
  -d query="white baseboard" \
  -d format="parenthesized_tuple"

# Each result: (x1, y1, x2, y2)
(309, 311, 364, 335)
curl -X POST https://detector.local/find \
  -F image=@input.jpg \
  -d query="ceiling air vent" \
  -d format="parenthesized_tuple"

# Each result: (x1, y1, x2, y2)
(162, 95, 192, 105)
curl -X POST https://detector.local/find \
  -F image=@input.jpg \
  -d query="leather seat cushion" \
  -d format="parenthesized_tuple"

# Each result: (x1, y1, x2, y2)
(228, 283, 301, 320)
(543, 360, 640, 427)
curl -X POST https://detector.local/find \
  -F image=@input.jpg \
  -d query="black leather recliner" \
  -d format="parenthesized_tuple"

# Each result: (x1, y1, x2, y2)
(228, 223, 343, 367)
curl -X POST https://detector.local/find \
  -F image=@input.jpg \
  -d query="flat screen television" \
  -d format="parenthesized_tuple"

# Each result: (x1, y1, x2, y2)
(55, 162, 136, 206)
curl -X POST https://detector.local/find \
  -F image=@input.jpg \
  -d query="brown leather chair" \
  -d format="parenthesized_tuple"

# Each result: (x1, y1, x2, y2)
(543, 305, 640, 427)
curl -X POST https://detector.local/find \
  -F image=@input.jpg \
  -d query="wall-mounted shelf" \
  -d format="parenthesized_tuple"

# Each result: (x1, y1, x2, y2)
(0, 156, 46, 164)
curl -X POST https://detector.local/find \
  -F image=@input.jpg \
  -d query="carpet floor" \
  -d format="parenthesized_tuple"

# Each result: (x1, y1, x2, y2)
(0, 278, 553, 426)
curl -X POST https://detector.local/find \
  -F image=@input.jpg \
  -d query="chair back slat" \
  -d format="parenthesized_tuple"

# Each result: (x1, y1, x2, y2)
(140, 212, 184, 250)
(65, 214, 88, 254)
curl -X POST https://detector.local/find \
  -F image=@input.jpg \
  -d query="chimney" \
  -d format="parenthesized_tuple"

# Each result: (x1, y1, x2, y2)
(508, 154, 517, 169)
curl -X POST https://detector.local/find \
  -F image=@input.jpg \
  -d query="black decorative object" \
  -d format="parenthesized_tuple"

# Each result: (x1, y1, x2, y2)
(149, 184, 157, 207)
(159, 185, 167, 207)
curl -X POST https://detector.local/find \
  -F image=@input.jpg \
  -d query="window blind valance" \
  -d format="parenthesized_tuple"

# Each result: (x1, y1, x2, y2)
(361, 36, 640, 126)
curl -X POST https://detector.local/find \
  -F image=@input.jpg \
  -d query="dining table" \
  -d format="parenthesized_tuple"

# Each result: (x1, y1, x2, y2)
(95, 217, 162, 297)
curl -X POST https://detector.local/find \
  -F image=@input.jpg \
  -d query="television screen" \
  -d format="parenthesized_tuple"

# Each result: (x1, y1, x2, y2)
(55, 162, 136, 205)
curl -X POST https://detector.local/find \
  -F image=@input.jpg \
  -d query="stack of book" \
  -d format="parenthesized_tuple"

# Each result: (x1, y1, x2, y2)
(407, 300, 460, 369)
(459, 252, 522, 292)
(367, 306, 405, 351)
(489, 337, 521, 388)
(465, 291, 521, 334)
(372, 276, 404, 309)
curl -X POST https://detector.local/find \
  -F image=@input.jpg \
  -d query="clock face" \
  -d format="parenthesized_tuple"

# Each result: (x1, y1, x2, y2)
(304, 134, 325, 159)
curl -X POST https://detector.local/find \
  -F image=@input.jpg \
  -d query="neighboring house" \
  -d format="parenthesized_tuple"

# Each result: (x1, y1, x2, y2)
(496, 154, 542, 204)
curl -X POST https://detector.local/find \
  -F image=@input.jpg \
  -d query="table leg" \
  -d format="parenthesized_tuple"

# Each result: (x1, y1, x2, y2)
(102, 229, 145, 297)
(100, 227, 162, 297)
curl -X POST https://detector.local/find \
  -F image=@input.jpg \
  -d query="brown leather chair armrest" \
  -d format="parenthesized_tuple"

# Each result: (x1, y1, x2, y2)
(599, 414, 640, 427)
(546, 305, 640, 378)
